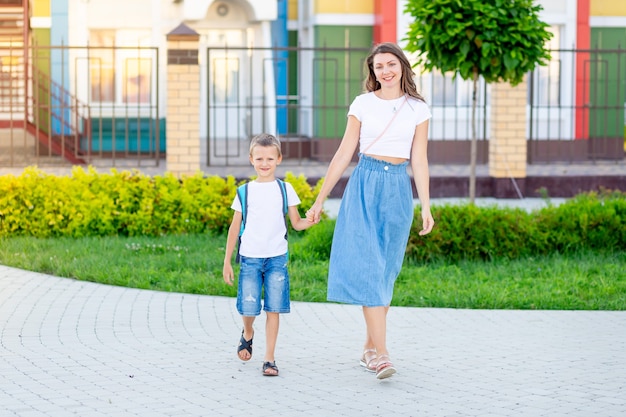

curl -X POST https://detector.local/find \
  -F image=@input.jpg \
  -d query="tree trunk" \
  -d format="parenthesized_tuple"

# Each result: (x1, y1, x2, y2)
(469, 69, 478, 204)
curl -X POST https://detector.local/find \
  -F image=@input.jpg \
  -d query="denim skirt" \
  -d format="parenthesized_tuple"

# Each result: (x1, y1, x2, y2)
(327, 154, 414, 307)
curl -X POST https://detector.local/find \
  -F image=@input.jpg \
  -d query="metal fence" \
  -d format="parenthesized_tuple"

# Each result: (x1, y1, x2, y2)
(528, 48, 626, 163)
(203, 45, 624, 167)
(0, 44, 162, 168)
(2, 44, 624, 168)
(203, 45, 490, 166)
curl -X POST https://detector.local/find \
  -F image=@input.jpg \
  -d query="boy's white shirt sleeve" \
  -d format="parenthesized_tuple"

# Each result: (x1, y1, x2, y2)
(231, 194, 242, 212)
(285, 182, 301, 207)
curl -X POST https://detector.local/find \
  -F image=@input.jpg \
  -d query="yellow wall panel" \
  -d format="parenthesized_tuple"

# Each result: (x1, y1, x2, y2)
(591, 0, 626, 16)
(315, 0, 374, 14)
(289, 0, 298, 20)
(32, 0, 50, 17)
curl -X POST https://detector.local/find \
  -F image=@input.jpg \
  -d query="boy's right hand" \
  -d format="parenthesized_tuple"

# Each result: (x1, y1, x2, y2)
(223, 263, 234, 286)
(306, 201, 323, 224)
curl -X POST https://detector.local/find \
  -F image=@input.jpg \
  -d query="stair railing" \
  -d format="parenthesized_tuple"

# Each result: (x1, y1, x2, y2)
(27, 64, 92, 163)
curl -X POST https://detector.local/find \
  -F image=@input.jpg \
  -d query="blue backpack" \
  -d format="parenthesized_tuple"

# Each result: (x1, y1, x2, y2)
(236, 179, 289, 263)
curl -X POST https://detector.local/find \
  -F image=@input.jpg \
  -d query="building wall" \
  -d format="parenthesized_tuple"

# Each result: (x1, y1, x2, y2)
(32, 0, 49, 17)
(590, 0, 626, 142)
(31, 0, 50, 48)
(314, 0, 373, 14)
(286, 1, 375, 139)
(40, 0, 623, 164)
(591, 0, 626, 16)
(312, 25, 371, 137)
(288, 0, 298, 20)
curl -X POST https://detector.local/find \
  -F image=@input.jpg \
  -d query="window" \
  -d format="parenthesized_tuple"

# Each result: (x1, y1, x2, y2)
(211, 57, 239, 103)
(89, 30, 115, 102)
(529, 26, 561, 107)
(123, 58, 151, 104)
(88, 30, 152, 104)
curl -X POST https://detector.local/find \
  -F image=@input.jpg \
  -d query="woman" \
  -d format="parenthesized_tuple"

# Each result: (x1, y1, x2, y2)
(306, 42, 434, 380)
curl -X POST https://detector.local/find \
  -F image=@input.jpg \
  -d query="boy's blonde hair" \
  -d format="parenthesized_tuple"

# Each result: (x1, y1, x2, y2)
(249, 133, 282, 157)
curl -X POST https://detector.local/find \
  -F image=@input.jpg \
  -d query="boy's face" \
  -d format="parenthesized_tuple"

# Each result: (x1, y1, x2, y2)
(249, 145, 282, 181)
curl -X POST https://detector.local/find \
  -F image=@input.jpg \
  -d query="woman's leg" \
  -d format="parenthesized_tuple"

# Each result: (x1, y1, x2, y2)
(361, 306, 389, 371)
(363, 306, 396, 378)
(362, 306, 389, 355)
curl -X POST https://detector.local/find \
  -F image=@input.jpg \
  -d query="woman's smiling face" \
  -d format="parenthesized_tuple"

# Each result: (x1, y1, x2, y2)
(373, 52, 402, 88)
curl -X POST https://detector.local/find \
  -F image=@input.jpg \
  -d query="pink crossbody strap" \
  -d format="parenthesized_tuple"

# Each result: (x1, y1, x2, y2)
(362, 95, 408, 154)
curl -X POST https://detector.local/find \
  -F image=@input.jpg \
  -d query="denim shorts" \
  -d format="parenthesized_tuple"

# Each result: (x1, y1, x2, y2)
(236, 254, 290, 316)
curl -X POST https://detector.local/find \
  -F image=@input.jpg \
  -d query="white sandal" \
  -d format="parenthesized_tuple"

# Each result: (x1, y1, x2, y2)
(375, 354, 396, 379)
(359, 348, 377, 372)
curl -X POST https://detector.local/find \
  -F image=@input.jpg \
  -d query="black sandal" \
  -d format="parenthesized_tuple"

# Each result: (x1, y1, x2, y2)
(237, 330, 253, 361)
(262, 361, 279, 376)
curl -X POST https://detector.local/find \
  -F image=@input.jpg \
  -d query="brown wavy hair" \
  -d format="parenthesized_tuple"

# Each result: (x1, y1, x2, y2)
(364, 42, 425, 102)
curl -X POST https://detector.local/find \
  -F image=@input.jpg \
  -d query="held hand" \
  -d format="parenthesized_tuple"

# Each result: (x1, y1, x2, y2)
(306, 202, 323, 224)
(223, 264, 234, 286)
(419, 210, 435, 236)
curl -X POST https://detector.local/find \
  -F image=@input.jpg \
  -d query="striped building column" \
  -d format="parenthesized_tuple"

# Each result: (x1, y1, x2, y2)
(489, 78, 528, 197)
(166, 23, 201, 176)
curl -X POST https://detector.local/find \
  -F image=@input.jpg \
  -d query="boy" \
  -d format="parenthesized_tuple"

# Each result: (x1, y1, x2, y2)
(223, 133, 315, 376)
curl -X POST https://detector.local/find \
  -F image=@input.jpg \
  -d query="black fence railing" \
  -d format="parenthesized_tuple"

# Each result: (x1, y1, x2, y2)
(528, 48, 625, 163)
(204, 46, 490, 166)
(2, 44, 624, 168)
(0, 44, 162, 168)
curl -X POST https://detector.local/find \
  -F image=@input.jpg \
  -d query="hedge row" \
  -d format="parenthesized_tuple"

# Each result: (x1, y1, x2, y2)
(2, 167, 624, 261)
(0, 166, 322, 238)
(406, 189, 626, 261)
(291, 189, 626, 263)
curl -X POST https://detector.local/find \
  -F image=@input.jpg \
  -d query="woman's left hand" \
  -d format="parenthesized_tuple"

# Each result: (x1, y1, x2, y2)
(419, 210, 434, 236)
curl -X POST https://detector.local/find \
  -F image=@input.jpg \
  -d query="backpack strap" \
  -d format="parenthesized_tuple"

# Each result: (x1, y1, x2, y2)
(236, 183, 249, 236)
(235, 180, 289, 263)
(235, 183, 248, 263)
(276, 179, 289, 240)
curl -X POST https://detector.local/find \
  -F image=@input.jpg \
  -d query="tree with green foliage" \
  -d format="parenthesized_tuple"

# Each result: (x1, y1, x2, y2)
(404, 0, 552, 202)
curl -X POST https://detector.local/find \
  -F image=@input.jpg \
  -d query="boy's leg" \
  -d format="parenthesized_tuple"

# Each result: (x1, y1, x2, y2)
(238, 315, 256, 361)
(264, 312, 279, 365)
(261, 254, 289, 376)
(236, 256, 263, 361)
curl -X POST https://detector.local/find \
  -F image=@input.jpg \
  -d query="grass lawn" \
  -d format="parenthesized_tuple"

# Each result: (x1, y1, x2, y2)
(1, 233, 624, 310)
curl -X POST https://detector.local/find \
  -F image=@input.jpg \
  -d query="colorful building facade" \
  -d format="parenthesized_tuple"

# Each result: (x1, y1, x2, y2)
(4, 0, 626, 169)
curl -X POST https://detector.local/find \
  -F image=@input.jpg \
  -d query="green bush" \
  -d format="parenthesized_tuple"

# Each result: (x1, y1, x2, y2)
(0, 166, 323, 238)
(407, 204, 539, 262)
(293, 190, 625, 264)
(291, 218, 335, 262)
(1, 167, 624, 262)
(406, 189, 626, 262)
(535, 190, 626, 253)
(283, 172, 324, 218)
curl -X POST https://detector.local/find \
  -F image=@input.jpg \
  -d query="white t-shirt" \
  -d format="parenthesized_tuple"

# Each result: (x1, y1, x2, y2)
(231, 180, 301, 258)
(348, 91, 432, 159)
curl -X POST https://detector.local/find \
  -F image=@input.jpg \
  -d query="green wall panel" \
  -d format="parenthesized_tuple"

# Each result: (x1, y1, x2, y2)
(589, 28, 626, 140)
(287, 30, 299, 135)
(32, 28, 52, 133)
(313, 26, 372, 138)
